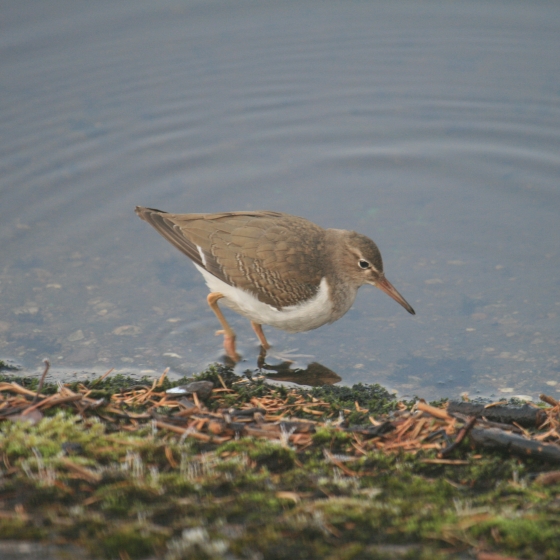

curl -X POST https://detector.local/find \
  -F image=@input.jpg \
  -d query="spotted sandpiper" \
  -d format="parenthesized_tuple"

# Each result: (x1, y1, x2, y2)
(135, 208, 415, 361)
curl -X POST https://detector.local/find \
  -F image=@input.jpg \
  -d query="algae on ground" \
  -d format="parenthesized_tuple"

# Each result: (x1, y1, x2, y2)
(0, 366, 559, 559)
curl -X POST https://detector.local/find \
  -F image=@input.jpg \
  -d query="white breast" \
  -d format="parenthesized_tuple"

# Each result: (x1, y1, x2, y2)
(194, 264, 334, 333)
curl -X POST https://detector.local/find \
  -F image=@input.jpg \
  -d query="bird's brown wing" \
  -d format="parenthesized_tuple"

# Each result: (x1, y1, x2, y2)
(135, 207, 326, 308)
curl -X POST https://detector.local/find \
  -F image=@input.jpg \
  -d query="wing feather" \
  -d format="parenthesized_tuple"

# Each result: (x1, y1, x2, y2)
(136, 207, 325, 308)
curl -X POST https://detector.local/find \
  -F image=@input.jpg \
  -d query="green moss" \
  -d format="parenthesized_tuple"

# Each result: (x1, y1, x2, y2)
(97, 483, 162, 516)
(312, 425, 353, 449)
(0, 412, 104, 460)
(251, 443, 295, 473)
(0, 369, 558, 559)
(88, 523, 167, 559)
(191, 364, 239, 387)
(309, 382, 398, 416)
(471, 517, 560, 559)
(0, 518, 46, 540)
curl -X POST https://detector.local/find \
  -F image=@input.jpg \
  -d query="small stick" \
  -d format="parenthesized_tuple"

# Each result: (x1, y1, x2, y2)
(192, 391, 201, 409)
(417, 401, 451, 420)
(32, 359, 50, 404)
(59, 458, 102, 483)
(484, 400, 508, 409)
(157, 368, 169, 386)
(24, 394, 83, 415)
(440, 416, 477, 458)
(420, 459, 470, 465)
(90, 368, 114, 388)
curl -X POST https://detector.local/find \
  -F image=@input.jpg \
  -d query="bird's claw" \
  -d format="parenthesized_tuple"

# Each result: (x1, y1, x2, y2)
(213, 329, 240, 361)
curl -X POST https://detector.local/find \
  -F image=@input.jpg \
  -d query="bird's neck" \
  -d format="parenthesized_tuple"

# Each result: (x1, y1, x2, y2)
(323, 229, 359, 319)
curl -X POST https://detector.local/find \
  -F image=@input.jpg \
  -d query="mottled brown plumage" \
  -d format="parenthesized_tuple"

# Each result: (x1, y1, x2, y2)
(136, 209, 329, 308)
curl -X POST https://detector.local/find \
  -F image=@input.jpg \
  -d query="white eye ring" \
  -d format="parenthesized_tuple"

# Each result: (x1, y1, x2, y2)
(358, 259, 370, 269)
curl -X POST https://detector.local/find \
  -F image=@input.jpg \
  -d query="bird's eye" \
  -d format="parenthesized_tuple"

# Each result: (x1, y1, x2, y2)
(358, 259, 370, 269)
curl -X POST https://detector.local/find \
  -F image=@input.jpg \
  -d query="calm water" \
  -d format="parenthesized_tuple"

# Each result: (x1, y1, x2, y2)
(1, 0, 559, 399)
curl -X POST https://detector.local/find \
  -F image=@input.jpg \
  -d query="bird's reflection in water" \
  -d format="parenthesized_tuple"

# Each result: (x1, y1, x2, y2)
(257, 347, 341, 386)
(224, 347, 341, 386)
(258, 360, 341, 386)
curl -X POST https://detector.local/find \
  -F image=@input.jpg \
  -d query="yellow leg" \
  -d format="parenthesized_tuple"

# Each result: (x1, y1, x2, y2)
(207, 292, 240, 362)
(251, 321, 271, 350)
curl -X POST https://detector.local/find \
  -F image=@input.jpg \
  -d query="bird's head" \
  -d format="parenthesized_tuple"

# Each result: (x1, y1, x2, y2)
(340, 231, 415, 315)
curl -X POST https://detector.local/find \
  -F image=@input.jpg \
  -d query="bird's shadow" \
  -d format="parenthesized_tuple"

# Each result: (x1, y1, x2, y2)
(224, 347, 341, 387)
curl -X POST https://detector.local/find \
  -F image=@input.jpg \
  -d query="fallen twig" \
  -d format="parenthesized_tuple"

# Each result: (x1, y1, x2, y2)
(32, 359, 50, 404)
(448, 401, 546, 428)
(469, 428, 560, 462)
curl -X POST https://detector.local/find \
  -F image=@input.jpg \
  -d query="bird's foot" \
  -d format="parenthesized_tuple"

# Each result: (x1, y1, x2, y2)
(257, 344, 268, 368)
(250, 322, 271, 350)
(215, 329, 241, 362)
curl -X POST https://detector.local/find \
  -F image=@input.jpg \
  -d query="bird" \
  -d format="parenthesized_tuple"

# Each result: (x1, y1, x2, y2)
(135, 207, 415, 361)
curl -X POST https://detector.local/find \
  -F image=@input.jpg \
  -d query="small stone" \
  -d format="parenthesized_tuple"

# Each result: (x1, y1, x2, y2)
(67, 329, 85, 342)
(178, 397, 197, 409)
(14, 305, 39, 316)
(113, 325, 140, 336)
(167, 380, 214, 400)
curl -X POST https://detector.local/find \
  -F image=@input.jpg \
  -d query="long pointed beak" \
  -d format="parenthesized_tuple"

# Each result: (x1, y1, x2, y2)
(372, 276, 415, 315)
